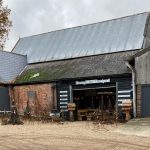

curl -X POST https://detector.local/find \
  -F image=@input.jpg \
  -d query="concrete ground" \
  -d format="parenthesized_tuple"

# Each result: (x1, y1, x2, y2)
(115, 118, 150, 137)
(0, 121, 150, 150)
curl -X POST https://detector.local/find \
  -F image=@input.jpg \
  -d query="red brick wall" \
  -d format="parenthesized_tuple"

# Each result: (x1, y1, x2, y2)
(136, 85, 142, 117)
(11, 83, 57, 116)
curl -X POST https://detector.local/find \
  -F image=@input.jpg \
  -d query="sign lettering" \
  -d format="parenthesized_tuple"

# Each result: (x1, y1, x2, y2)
(75, 78, 110, 85)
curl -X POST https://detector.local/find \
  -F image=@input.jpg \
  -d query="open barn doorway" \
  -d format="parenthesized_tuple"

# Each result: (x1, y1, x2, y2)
(73, 87, 116, 121)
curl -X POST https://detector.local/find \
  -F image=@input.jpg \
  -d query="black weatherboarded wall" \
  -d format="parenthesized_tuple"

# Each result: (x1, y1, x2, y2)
(57, 75, 132, 113)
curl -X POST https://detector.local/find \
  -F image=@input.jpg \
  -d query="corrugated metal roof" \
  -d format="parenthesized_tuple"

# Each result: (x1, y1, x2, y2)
(0, 51, 27, 83)
(13, 12, 150, 64)
(16, 50, 138, 84)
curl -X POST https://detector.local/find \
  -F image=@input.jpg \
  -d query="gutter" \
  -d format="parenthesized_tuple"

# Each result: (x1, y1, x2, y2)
(125, 61, 136, 118)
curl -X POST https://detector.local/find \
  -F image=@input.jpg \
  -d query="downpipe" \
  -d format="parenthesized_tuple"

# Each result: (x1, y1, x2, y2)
(125, 61, 137, 118)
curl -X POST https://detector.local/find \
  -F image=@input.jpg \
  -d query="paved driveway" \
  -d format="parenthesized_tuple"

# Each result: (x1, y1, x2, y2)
(0, 121, 150, 150)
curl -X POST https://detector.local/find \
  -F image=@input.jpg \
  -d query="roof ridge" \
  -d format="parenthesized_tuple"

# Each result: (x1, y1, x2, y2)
(0, 50, 26, 57)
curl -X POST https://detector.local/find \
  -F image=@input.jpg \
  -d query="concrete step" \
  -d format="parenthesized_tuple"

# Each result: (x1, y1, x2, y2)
(115, 118, 150, 137)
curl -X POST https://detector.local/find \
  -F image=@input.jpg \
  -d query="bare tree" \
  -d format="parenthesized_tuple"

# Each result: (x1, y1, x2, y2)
(0, 0, 12, 50)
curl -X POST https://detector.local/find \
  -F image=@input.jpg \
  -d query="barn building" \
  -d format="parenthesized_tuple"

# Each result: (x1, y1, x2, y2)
(1, 12, 150, 120)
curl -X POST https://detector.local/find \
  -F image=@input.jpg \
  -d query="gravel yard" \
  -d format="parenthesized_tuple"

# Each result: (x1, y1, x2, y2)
(0, 121, 150, 150)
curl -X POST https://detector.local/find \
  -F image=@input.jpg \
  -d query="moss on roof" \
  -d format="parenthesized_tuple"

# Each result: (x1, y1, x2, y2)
(16, 64, 71, 83)
(16, 50, 138, 84)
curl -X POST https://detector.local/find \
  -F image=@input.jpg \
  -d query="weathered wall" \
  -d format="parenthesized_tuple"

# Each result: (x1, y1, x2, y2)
(135, 51, 150, 84)
(143, 14, 150, 49)
(11, 83, 57, 116)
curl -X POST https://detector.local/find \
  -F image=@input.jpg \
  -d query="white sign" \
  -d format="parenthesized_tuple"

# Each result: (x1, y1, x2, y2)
(60, 95, 68, 97)
(60, 98, 68, 101)
(59, 91, 68, 94)
(75, 78, 110, 85)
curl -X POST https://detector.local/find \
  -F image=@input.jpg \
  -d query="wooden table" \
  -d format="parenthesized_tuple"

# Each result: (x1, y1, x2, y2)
(77, 109, 97, 121)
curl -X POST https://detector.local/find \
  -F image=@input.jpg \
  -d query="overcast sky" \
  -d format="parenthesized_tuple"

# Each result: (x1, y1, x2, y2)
(4, 0, 150, 51)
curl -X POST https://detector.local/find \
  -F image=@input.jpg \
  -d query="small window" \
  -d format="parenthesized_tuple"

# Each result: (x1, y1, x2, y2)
(27, 91, 36, 100)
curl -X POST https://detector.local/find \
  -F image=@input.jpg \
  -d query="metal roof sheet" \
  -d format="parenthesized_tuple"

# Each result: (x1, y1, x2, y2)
(0, 51, 27, 83)
(13, 12, 150, 64)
